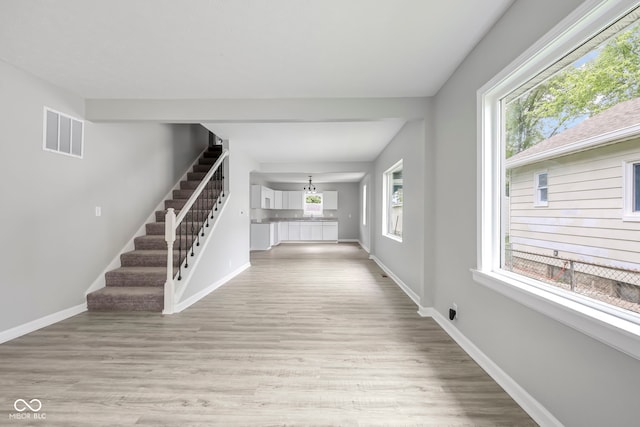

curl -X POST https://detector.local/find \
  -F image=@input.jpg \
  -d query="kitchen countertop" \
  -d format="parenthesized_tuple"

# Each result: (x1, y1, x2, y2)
(251, 218, 338, 224)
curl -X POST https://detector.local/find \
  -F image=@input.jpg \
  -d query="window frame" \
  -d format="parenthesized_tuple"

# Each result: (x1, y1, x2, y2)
(533, 171, 549, 207)
(382, 159, 403, 242)
(623, 160, 640, 221)
(474, 0, 640, 361)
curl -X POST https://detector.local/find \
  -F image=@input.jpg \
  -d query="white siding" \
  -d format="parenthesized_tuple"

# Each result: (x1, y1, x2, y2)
(509, 138, 640, 270)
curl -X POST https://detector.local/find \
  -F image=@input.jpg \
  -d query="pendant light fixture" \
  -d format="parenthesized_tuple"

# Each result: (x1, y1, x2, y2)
(303, 175, 316, 193)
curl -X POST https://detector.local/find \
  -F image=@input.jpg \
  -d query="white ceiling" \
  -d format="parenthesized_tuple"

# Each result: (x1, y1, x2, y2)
(0, 0, 513, 183)
(0, 0, 513, 99)
(205, 120, 406, 163)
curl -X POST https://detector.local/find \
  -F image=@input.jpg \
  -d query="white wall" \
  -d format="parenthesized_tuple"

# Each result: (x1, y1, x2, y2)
(431, 1, 640, 425)
(371, 119, 425, 302)
(0, 60, 208, 333)
(178, 143, 257, 302)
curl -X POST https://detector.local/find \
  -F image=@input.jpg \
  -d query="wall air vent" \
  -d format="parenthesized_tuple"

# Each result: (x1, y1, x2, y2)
(43, 107, 84, 158)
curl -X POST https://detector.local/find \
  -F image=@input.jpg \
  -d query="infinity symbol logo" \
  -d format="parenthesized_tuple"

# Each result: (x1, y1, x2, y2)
(13, 399, 42, 412)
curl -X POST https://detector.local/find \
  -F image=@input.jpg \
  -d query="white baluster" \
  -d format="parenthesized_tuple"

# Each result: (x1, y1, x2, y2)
(163, 208, 176, 314)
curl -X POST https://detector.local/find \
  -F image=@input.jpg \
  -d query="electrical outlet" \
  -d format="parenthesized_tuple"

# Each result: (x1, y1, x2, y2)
(95, 206, 102, 217)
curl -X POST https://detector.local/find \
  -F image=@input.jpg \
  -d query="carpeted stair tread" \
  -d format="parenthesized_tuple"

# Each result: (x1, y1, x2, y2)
(105, 266, 167, 287)
(135, 234, 197, 250)
(155, 209, 213, 222)
(121, 250, 180, 267)
(87, 287, 163, 312)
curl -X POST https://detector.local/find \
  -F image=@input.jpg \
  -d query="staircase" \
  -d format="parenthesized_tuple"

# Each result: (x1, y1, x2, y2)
(86, 145, 225, 312)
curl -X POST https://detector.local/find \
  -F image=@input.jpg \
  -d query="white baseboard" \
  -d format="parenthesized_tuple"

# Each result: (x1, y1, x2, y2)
(369, 254, 421, 307)
(0, 303, 86, 344)
(338, 239, 359, 243)
(357, 241, 370, 253)
(174, 262, 251, 313)
(420, 307, 562, 427)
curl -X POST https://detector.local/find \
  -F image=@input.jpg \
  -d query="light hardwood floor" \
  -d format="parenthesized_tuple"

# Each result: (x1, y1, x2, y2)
(0, 243, 535, 426)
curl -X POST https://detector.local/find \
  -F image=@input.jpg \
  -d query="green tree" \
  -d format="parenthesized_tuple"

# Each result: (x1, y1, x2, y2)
(506, 23, 640, 157)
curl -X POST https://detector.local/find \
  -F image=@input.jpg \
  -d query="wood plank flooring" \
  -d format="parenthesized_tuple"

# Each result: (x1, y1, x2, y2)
(0, 243, 535, 426)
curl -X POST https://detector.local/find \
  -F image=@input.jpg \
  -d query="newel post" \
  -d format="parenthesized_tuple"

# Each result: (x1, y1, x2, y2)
(163, 208, 176, 314)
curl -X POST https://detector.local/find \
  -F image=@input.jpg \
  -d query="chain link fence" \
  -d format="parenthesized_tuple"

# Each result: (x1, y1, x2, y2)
(504, 247, 640, 314)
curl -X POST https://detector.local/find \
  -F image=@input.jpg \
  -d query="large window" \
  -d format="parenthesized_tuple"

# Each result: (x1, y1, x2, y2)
(476, 0, 640, 360)
(383, 160, 403, 241)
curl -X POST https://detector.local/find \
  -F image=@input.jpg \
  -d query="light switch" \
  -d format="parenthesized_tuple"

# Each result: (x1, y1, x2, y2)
(95, 206, 102, 217)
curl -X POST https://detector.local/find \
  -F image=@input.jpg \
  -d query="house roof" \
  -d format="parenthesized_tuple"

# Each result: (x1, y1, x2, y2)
(506, 96, 640, 168)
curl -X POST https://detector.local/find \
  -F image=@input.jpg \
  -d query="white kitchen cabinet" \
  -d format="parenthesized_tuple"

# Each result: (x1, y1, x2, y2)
(251, 185, 277, 209)
(250, 223, 271, 250)
(323, 191, 338, 210)
(278, 221, 289, 241)
(274, 191, 283, 209)
(288, 191, 304, 210)
(311, 222, 323, 240)
(300, 223, 312, 240)
(288, 222, 300, 240)
(262, 187, 274, 209)
(281, 191, 289, 209)
(250, 185, 262, 208)
(270, 222, 278, 246)
(322, 222, 338, 241)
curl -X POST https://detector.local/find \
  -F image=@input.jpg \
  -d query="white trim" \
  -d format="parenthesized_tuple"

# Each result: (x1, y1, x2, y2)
(357, 240, 370, 253)
(369, 254, 420, 307)
(421, 307, 563, 427)
(0, 303, 86, 344)
(477, 0, 640, 362)
(338, 238, 359, 243)
(174, 262, 250, 313)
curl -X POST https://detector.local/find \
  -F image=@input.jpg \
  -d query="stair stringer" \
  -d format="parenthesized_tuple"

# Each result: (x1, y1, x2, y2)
(84, 146, 212, 299)
(171, 193, 232, 309)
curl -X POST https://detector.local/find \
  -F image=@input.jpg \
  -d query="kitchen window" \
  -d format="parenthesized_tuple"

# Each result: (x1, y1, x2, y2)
(303, 193, 323, 217)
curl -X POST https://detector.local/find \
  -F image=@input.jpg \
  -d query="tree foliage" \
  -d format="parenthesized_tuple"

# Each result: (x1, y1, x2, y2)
(506, 23, 640, 158)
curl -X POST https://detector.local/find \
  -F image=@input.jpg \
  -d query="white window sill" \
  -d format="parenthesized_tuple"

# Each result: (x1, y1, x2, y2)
(383, 233, 403, 243)
(471, 269, 640, 361)
(622, 214, 640, 222)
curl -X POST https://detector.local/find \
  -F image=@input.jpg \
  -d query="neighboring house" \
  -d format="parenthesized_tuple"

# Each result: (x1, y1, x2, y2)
(505, 97, 640, 308)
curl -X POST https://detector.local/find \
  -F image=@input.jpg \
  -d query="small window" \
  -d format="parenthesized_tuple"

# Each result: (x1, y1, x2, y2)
(382, 160, 403, 241)
(534, 171, 548, 206)
(303, 193, 323, 217)
(362, 184, 367, 226)
(624, 160, 640, 221)
(635, 164, 640, 211)
(43, 107, 84, 158)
